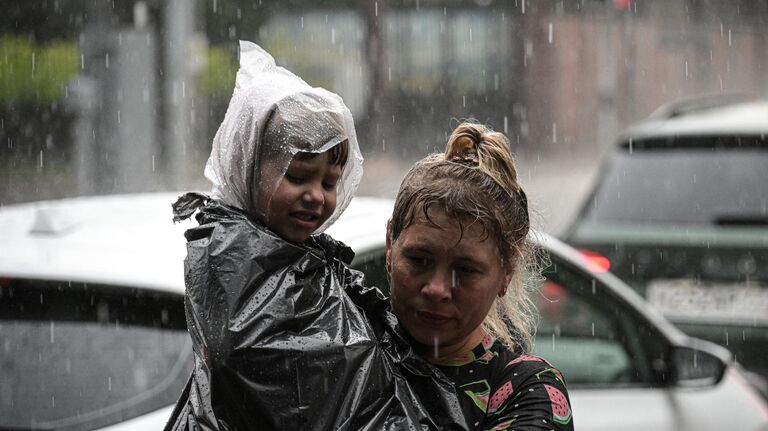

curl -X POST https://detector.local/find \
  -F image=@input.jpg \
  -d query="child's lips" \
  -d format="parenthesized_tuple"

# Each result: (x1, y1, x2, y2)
(291, 211, 321, 228)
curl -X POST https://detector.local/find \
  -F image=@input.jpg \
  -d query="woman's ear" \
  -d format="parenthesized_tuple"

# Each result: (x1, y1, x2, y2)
(498, 272, 513, 297)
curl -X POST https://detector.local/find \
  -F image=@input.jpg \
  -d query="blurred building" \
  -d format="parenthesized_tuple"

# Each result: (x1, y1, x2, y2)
(0, 0, 766, 203)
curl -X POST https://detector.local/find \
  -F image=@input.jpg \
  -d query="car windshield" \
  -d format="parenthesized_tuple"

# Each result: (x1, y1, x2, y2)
(583, 142, 768, 225)
(0, 279, 192, 431)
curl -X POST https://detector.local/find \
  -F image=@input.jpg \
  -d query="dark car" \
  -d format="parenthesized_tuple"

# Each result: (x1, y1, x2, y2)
(564, 96, 768, 388)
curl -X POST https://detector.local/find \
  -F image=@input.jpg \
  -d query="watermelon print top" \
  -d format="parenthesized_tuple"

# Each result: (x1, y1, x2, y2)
(436, 335, 574, 431)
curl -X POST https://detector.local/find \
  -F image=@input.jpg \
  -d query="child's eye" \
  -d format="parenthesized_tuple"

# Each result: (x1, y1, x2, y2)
(285, 174, 305, 184)
(322, 181, 338, 191)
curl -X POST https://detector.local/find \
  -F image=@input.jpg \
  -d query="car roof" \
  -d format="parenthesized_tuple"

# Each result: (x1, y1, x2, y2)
(618, 97, 768, 142)
(0, 193, 393, 295)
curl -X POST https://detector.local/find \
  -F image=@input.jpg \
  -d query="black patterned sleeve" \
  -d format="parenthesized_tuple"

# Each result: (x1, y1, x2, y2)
(483, 355, 574, 431)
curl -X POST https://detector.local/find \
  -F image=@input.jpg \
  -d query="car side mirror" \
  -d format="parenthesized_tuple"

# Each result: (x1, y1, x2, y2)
(670, 338, 729, 387)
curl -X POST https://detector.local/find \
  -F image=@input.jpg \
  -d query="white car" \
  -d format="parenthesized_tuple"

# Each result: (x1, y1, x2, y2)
(0, 193, 766, 430)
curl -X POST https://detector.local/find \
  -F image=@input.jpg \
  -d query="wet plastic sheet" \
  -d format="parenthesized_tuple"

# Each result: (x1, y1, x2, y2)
(166, 193, 468, 430)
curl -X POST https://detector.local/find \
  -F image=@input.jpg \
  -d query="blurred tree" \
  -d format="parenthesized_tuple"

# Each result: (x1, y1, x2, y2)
(0, 36, 78, 103)
(196, 44, 237, 104)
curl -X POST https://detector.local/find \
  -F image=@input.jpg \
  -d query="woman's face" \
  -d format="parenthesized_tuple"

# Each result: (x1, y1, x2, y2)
(386, 208, 511, 360)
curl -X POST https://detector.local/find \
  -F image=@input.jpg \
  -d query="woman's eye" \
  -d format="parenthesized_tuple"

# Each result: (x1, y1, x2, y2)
(405, 256, 429, 267)
(455, 266, 478, 275)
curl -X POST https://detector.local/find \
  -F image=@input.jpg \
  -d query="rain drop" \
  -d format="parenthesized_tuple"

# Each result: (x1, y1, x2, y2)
(552, 122, 557, 143)
(548, 23, 553, 44)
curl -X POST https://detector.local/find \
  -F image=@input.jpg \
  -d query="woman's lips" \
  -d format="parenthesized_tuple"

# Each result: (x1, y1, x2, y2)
(416, 310, 452, 326)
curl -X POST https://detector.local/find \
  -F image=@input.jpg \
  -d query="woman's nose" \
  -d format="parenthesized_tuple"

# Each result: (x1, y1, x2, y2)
(421, 270, 453, 302)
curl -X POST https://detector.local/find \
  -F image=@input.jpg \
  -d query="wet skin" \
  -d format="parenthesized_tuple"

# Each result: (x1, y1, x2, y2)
(258, 151, 341, 243)
(386, 210, 512, 362)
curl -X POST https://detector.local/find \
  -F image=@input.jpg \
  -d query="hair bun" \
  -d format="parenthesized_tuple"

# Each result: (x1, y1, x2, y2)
(446, 133, 480, 165)
(445, 121, 522, 200)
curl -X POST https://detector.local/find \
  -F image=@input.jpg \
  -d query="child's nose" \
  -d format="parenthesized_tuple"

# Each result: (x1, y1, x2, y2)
(302, 184, 324, 205)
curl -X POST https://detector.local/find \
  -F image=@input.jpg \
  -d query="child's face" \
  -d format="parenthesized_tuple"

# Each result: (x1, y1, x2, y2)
(258, 151, 342, 243)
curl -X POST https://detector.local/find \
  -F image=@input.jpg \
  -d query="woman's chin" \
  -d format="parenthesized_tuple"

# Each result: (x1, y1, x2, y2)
(407, 327, 449, 351)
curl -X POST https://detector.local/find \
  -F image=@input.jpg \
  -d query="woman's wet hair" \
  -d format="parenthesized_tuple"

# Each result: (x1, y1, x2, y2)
(389, 121, 540, 353)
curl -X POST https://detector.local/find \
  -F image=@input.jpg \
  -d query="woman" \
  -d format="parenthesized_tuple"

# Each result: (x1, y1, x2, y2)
(385, 122, 574, 430)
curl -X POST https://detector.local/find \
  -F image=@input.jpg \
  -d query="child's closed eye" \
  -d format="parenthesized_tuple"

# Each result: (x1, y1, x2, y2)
(285, 174, 305, 184)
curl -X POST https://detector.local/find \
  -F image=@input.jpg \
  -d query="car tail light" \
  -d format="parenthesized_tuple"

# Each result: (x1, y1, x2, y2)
(578, 249, 611, 273)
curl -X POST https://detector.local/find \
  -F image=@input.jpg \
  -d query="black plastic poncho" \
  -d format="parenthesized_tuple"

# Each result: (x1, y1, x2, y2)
(165, 193, 468, 430)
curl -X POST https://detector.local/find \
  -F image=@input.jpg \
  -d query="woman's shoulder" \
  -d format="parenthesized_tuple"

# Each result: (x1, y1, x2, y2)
(499, 352, 563, 377)
(484, 347, 573, 430)
(490, 346, 568, 399)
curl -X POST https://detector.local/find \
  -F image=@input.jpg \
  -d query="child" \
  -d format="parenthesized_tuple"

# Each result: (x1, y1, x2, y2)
(167, 42, 467, 430)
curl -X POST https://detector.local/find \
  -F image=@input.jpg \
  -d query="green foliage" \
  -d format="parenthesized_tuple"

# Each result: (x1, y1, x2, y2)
(196, 45, 237, 104)
(0, 36, 78, 103)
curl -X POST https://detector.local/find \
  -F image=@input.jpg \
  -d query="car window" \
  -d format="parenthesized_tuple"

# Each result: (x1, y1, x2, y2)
(0, 279, 192, 431)
(352, 248, 664, 387)
(582, 143, 768, 225)
(532, 261, 661, 386)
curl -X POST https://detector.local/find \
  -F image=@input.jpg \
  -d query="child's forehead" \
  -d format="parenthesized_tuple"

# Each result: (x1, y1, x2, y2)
(289, 152, 341, 172)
